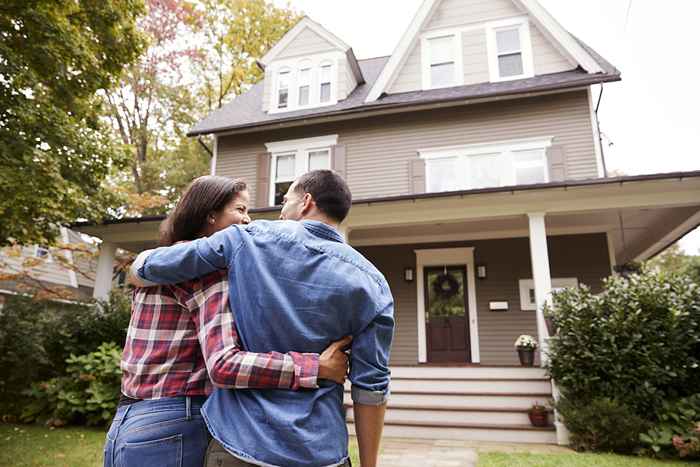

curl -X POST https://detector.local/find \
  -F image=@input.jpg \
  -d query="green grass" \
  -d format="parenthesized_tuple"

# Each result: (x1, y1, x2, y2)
(477, 452, 691, 466)
(0, 424, 359, 467)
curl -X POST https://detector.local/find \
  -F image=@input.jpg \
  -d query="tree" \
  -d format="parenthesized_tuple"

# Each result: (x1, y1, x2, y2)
(0, 0, 145, 247)
(647, 244, 700, 283)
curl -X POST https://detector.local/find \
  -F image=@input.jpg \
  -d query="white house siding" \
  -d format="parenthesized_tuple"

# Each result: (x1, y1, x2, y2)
(275, 28, 337, 60)
(426, 0, 524, 30)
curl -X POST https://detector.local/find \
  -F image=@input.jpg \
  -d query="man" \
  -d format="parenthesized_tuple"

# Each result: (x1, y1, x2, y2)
(132, 170, 394, 467)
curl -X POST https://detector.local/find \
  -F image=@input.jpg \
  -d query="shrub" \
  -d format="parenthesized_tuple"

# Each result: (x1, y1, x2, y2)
(640, 394, 700, 459)
(21, 342, 122, 426)
(557, 397, 647, 453)
(547, 270, 700, 416)
(0, 291, 131, 417)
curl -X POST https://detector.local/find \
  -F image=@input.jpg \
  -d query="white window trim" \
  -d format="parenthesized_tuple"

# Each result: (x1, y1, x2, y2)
(420, 28, 464, 90)
(415, 248, 480, 363)
(485, 16, 535, 82)
(269, 52, 342, 114)
(419, 137, 553, 192)
(266, 135, 338, 206)
(34, 245, 52, 262)
(519, 277, 578, 311)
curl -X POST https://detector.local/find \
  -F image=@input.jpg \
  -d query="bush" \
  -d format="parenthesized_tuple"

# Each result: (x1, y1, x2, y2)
(547, 270, 700, 415)
(21, 342, 122, 426)
(0, 291, 131, 417)
(557, 397, 647, 453)
(640, 394, 700, 459)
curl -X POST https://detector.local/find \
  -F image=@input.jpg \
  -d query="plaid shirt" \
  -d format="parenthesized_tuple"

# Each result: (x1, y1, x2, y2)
(121, 270, 319, 399)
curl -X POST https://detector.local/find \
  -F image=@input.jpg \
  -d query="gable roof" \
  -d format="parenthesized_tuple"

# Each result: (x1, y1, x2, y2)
(258, 16, 364, 84)
(365, 0, 606, 103)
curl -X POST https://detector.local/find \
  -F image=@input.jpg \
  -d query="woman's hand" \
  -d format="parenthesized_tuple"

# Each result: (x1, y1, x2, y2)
(318, 336, 352, 385)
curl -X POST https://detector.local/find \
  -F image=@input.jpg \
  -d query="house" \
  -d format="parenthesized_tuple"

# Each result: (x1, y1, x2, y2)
(0, 228, 96, 302)
(75, 0, 700, 444)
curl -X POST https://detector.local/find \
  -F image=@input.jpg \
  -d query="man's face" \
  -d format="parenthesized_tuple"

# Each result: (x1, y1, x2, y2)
(279, 181, 305, 221)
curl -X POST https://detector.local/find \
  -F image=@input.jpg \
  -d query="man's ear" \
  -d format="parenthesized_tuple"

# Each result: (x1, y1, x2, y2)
(300, 192, 315, 216)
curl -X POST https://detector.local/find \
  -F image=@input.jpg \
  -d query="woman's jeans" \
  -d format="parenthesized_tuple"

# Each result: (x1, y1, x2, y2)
(104, 396, 209, 467)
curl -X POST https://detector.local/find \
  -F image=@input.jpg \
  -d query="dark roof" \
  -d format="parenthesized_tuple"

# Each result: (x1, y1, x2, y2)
(188, 44, 620, 137)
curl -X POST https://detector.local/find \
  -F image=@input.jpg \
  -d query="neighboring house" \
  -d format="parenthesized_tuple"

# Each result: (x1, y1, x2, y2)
(76, 0, 700, 444)
(0, 228, 96, 302)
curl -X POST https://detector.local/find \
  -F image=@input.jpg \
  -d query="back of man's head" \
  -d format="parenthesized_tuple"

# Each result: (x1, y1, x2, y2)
(294, 170, 352, 223)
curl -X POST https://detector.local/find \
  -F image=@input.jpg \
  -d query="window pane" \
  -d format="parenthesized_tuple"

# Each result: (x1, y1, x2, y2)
(515, 150, 544, 165)
(278, 71, 290, 108)
(429, 35, 454, 64)
(298, 85, 310, 106)
(514, 149, 546, 184)
(498, 53, 523, 77)
(299, 68, 311, 85)
(496, 28, 521, 53)
(427, 157, 461, 192)
(469, 153, 501, 189)
(320, 64, 332, 83)
(275, 154, 295, 181)
(278, 89, 288, 108)
(308, 150, 330, 171)
(274, 181, 292, 206)
(431, 62, 455, 88)
(516, 166, 546, 185)
(320, 82, 331, 102)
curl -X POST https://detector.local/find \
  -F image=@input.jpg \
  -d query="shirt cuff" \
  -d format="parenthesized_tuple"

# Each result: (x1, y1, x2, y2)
(131, 249, 158, 286)
(351, 385, 390, 406)
(289, 352, 319, 390)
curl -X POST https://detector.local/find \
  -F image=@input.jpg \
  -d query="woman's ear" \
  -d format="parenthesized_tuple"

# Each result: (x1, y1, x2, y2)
(208, 214, 216, 224)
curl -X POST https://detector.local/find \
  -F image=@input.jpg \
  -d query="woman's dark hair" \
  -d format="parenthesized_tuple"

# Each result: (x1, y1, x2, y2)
(159, 176, 247, 246)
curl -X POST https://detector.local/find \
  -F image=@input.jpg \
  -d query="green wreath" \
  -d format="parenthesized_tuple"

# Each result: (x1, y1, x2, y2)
(433, 273, 459, 300)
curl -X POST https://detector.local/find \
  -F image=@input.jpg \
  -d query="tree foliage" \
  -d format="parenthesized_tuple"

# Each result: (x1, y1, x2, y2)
(0, 0, 145, 246)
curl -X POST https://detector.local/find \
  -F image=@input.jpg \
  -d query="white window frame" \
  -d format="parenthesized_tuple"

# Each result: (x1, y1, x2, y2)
(34, 245, 52, 262)
(419, 137, 553, 193)
(270, 52, 341, 114)
(485, 17, 534, 82)
(275, 67, 292, 110)
(265, 135, 338, 206)
(519, 277, 579, 311)
(297, 60, 313, 107)
(421, 29, 464, 90)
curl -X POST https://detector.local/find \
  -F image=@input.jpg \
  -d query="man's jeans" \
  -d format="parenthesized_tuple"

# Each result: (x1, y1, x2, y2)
(104, 396, 209, 467)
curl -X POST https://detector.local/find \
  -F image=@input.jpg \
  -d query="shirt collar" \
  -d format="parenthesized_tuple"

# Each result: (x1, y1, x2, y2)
(302, 220, 344, 243)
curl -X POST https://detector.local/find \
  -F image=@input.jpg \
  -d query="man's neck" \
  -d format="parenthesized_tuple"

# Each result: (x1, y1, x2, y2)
(300, 214, 339, 230)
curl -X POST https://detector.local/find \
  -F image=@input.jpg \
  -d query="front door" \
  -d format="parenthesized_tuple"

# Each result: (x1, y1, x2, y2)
(424, 266, 470, 363)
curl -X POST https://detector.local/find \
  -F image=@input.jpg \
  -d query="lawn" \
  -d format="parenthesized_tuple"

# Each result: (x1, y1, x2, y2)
(477, 452, 691, 466)
(0, 423, 360, 467)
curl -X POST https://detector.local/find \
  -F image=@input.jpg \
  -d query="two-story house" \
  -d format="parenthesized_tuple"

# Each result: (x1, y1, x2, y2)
(77, 0, 700, 444)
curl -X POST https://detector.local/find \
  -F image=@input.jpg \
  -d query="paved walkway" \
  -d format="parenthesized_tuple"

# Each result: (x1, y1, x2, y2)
(377, 438, 571, 466)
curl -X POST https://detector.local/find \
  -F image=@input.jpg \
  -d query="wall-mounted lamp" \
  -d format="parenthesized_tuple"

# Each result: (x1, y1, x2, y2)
(476, 264, 487, 279)
(404, 267, 414, 282)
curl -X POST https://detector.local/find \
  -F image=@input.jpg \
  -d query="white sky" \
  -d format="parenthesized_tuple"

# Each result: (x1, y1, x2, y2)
(273, 0, 700, 254)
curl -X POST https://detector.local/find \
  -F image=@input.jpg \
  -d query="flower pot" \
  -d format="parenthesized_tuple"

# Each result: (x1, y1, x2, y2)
(517, 347, 535, 367)
(528, 408, 549, 427)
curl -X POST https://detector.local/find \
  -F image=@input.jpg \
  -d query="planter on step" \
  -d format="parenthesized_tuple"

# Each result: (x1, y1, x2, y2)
(517, 347, 535, 367)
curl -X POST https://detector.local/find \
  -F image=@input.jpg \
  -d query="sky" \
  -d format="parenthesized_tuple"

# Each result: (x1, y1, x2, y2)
(272, 0, 700, 254)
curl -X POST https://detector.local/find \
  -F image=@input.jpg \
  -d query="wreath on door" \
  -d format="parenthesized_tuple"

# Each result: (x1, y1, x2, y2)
(433, 273, 459, 300)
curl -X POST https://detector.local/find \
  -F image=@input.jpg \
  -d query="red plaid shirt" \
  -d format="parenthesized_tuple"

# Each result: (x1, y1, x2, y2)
(121, 270, 319, 399)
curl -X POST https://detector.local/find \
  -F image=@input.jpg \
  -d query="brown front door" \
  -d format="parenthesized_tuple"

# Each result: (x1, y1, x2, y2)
(425, 266, 470, 363)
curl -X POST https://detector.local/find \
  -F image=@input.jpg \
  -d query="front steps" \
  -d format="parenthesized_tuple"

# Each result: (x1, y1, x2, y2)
(345, 366, 557, 444)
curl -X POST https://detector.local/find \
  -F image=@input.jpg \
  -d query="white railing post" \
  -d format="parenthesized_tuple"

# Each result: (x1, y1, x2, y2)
(93, 241, 117, 300)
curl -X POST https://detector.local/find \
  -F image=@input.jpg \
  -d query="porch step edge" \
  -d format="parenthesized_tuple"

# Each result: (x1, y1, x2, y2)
(343, 403, 553, 413)
(346, 419, 555, 432)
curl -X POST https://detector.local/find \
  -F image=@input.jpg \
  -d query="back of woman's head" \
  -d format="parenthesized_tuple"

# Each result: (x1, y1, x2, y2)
(159, 176, 247, 246)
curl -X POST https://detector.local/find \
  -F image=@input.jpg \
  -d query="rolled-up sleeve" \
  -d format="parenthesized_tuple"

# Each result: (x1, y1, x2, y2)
(349, 299, 394, 406)
(137, 225, 247, 285)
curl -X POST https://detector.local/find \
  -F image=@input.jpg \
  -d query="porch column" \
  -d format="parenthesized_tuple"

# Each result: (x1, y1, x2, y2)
(93, 241, 117, 300)
(527, 212, 552, 366)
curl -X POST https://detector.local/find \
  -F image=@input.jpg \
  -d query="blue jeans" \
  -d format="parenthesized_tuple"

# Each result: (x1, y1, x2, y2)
(104, 396, 209, 467)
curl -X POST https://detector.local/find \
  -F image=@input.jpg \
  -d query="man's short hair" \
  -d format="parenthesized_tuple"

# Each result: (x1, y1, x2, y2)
(294, 170, 352, 223)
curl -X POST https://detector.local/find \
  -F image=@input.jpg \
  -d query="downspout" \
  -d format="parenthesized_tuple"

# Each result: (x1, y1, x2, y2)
(594, 85, 609, 177)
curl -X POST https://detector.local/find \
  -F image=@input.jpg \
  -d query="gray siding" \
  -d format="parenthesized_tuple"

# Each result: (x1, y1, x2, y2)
(276, 28, 337, 60)
(389, 0, 573, 94)
(356, 233, 611, 366)
(216, 91, 599, 203)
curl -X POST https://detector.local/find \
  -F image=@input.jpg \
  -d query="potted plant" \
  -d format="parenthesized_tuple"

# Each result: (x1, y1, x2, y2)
(543, 305, 557, 336)
(528, 402, 549, 427)
(514, 334, 538, 367)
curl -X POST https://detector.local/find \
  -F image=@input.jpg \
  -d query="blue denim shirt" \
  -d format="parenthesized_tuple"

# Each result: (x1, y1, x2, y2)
(137, 220, 394, 467)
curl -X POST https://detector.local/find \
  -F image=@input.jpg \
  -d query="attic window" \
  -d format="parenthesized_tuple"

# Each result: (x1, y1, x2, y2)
(486, 19, 534, 82)
(277, 70, 290, 109)
(496, 28, 523, 77)
(320, 64, 332, 103)
(298, 67, 311, 106)
(429, 36, 456, 88)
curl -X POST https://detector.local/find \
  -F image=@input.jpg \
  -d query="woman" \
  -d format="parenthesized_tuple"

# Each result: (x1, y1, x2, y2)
(104, 176, 349, 467)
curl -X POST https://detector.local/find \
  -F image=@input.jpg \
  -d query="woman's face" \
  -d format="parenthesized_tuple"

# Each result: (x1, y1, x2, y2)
(205, 190, 251, 236)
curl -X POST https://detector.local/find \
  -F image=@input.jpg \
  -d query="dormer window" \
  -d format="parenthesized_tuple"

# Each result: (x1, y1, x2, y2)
(486, 18, 534, 82)
(421, 31, 463, 90)
(320, 63, 332, 103)
(277, 69, 291, 109)
(298, 66, 311, 106)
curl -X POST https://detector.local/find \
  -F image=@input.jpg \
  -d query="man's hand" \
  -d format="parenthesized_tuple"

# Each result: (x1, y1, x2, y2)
(318, 336, 352, 385)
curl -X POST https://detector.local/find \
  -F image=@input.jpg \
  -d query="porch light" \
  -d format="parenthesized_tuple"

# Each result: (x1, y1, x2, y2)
(477, 264, 487, 279)
(404, 267, 414, 282)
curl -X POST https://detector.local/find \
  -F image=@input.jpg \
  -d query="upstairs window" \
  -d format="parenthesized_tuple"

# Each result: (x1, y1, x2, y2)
(34, 245, 52, 261)
(273, 152, 296, 206)
(429, 36, 456, 88)
(277, 70, 290, 109)
(319, 64, 332, 103)
(421, 138, 551, 193)
(486, 19, 534, 82)
(298, 64, 311, 107)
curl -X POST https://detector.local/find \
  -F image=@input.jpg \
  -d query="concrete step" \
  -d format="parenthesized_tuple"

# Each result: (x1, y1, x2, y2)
(389, 366, 549, 380)
(343, 392, 552, 410)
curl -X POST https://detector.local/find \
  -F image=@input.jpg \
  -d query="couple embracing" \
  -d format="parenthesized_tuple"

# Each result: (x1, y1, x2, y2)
(103, 170, 394, 467)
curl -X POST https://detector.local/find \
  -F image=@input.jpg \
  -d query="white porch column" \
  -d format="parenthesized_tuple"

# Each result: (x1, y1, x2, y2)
(93, 241, 117, 300)
(527, 212, 552, 366)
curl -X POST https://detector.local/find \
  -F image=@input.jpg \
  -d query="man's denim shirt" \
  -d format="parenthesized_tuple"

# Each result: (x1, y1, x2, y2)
(137, 220, 394, 467)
